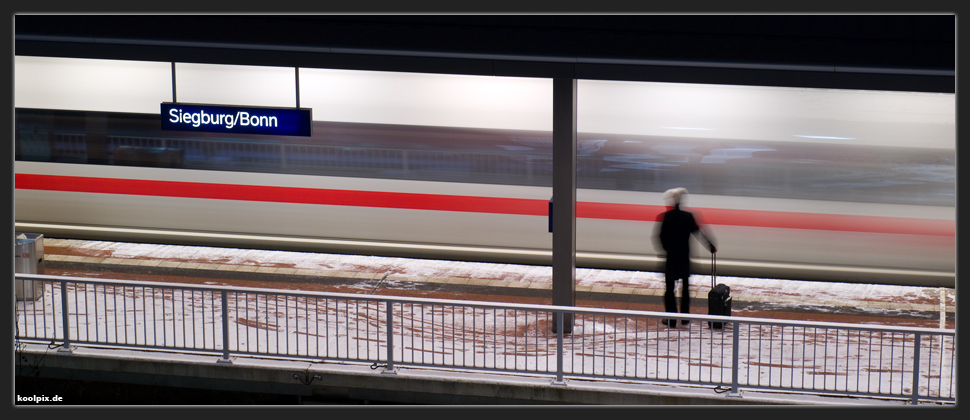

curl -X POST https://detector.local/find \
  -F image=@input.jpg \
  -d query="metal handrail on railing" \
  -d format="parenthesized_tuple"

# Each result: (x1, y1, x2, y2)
(14, 274, 955, 404)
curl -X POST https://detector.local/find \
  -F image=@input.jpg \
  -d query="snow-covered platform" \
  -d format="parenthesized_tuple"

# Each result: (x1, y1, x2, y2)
(18, 238, 955, 405)
(41, 238, 955, 329)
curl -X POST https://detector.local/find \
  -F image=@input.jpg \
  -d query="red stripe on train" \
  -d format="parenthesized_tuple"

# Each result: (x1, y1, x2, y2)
(16, 173, 955, 237)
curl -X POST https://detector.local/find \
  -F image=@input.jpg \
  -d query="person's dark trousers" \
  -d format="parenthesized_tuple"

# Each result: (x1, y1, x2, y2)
(664, 275, 690, 326)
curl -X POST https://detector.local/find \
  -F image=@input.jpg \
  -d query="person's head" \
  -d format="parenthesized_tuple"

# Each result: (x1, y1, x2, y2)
(663, 187, 688, 207)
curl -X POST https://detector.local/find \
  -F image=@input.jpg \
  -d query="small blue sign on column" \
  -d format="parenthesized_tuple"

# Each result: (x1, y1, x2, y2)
(549, 198, 554, 233)
(161, 103, 312, 137)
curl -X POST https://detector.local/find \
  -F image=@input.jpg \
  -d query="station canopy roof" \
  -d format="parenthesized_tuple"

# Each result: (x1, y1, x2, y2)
(14, 15, 955, 93)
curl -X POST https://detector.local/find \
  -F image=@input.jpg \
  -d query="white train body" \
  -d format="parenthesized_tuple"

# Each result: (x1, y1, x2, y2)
(15, 57, 955, 287)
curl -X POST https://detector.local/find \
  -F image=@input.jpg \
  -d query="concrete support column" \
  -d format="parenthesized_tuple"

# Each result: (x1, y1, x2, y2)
(552, 78, 576, 333)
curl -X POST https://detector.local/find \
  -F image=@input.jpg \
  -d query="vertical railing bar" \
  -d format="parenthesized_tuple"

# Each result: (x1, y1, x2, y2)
(647, 318, 660, 379)
(731, 322, 736, 394)
(140, 286, 147, 346)
(221, 291, 230, 361)
(745, 324, 752, 387)
(461, 307, 470, 366)
(60, 280, 70, 348)
(145, 286, 158, 346)
(769, 325, 775, 388)
(189, 289, 195, 348)
(927, 334, 935, 398)
(239, 292, 244, 353)
(911, 333, 921, 405)
(202, 290, 208, 350)
(30, 279, 39, 339)
(159, 287, 165, 347)
(663, 316, 668, 379)
(145, 286, 151, 346)
(124, 286, 129, 344)
(258, 293, 264, 355)
(574, 313, 581, 375)
(893, 332, 900, 395)
(307, 296, 313, 358)
(276, 295, 281, 356)
(356, 299, 361, 360)
(74, 282, 81, 342)
(714, 320, 719, 384)
(110, 285, 118, 345)
(210, 290, 216, 350)
(801, 326, 807, 390)
(527, 310, 532, 372)
(687, 318, 694, 381)
(407, 302, 412, 364)
(283, 294, 288, 356)
(492, 308, 496, 370)
(823, 328, 830, 391)
(305, 296, 309, 357)
(49, 280, 57, 341)
(620, 316, 626, 378)
(854, 330, 861, 393)
(948, 335, 955, 399)
(556, 310, 564, 383)
(948, 335, 954, 398)
(717, 319, 722, 384)
(634, 317, 640, 379)
(433, 304, 437, 366)
(417, 303, 422, 365)
(502, 309, 508, 370)
(183, 289, 189, 349)
(385, 300, 395, 370)
(589, 314, 595, 376)
(324, 297, 329, 358)
(246, 292, 253, 354)
(612, 315, 617, 378)
(866, 330, 874, 394)
(371, 300, 376, 361)
(757, 324, 764, 386)
(258, 294, 264, 355)
(43, 278, 50, 340)
(834, 326, 841, 392)
(877, 331, 893, 394)
(784, 326, 791, 390)
(347, 299, 351, 361)
(322, 296, 328, 358)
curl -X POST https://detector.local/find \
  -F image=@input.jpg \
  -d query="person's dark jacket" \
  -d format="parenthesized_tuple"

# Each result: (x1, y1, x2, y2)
(655, 204, 716, 278)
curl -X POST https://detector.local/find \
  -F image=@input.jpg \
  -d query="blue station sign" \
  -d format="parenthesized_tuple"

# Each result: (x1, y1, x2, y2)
(161, 103, 312, 137)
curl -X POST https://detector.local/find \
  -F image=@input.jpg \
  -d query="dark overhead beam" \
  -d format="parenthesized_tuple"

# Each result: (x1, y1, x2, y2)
(15, 36, 953, 93)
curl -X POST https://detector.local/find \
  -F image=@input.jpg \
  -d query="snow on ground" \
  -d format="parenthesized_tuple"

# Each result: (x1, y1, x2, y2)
(51, 239, 953, 310)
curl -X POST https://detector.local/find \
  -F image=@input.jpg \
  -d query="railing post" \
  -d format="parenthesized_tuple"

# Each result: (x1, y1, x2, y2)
(383, 300, 397, 374)
(552, 310, 566, 386)
(58, 280, 72, 353)
(911, 333, 921, 405)
(729, 321, 741, 397)
(218, 290, 232, 364)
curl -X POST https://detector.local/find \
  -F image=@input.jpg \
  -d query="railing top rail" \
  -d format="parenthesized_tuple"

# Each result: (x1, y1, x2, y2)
(16, 273, 953, 335)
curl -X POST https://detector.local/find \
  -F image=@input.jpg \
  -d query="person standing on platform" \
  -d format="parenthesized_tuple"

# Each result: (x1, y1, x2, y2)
(654, 187, 717, 328)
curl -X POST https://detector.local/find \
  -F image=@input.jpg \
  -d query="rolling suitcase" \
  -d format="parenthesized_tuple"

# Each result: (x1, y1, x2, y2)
(708, 252, 732, 329)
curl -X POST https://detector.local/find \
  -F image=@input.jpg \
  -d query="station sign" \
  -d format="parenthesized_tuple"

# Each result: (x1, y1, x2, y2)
(160, 103, 312, 137)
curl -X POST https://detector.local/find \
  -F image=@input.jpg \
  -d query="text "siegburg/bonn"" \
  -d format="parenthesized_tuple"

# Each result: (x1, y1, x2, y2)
(168, 108, 278, 129)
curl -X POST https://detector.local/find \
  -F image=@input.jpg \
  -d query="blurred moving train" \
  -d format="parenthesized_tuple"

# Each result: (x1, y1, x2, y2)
(14, 57, 955, 288)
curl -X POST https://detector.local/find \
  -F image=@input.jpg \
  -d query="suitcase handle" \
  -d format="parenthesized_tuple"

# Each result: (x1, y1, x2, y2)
(711, 252, 717, 288)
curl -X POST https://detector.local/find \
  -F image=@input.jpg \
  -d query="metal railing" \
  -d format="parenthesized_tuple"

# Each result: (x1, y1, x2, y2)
(14, 274, 955, 404)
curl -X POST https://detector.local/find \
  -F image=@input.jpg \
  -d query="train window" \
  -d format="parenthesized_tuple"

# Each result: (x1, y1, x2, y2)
(15, 107, 955, 207)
